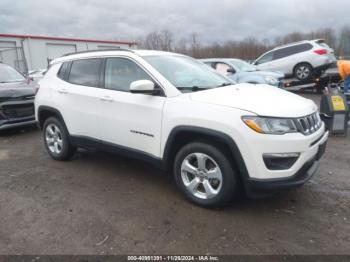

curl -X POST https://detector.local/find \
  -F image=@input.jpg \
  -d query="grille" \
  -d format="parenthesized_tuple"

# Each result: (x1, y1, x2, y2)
(2, 103, 35, 119)
(296, 112, 322, 135)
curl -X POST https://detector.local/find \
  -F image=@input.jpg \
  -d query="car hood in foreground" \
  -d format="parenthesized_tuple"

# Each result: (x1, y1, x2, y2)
(0, 82, 36, 101)
(189, 84, 317, 117)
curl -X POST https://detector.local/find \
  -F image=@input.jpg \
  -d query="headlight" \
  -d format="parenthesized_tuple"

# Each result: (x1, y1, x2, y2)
(264, 76, 278, 85)
(242, 116, 298, 134)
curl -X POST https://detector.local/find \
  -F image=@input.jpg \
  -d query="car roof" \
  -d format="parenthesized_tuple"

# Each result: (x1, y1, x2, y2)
(51, 49, 184, 65)
(273, 39, 323, 50)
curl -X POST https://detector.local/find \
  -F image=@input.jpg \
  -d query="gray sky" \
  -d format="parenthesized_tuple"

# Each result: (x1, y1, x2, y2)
(0, 0, 349, 43)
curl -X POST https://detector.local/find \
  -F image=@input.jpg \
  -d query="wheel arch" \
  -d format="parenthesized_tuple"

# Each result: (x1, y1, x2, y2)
(37, 106, 68, 131)
(162, 126, 250, 181)
(293, 62, 314, 73)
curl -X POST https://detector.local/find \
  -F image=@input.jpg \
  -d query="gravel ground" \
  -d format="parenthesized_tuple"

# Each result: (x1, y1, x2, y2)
(0, 94, 349, 255)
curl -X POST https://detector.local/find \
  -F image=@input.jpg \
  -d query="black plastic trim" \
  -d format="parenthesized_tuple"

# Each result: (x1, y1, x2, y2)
(37, 106, 68, 131)
(70, 135, 163, 168)
(163, 126, 250, 179)
(246, 157, 319, 193)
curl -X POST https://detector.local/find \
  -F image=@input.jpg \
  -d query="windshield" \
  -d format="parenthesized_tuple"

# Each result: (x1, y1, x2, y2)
(0, 64, 25, 83)
(230, 59, 257, 72)
(144, 55, 232, 92)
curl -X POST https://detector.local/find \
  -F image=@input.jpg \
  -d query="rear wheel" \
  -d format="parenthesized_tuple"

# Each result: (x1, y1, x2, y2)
(43, 117, 76, 161)
(294, 63, 313, 80)
(173, 142, 238, 208)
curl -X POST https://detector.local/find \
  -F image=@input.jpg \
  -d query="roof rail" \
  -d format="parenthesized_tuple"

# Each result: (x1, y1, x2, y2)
(61, 48, 134, 57)
(273, 40, 309, 49)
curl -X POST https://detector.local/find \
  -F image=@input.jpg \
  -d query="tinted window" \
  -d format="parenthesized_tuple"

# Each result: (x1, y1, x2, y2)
(104, 58, 152, 92)
(273, 43, 313, 60)
(57, 62, 69, 80)
(68, 59, 102, 87)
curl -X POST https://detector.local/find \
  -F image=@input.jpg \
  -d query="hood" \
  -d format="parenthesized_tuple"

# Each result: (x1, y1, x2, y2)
(0, 81, 36, 102)
(189, 84, 317, 117)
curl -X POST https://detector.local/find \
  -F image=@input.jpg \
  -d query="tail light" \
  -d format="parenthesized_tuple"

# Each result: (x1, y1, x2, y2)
(314, 49, 328, 55)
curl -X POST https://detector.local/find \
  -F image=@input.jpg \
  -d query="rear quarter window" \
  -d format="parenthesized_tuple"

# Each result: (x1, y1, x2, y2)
(57, 62, 70, 80)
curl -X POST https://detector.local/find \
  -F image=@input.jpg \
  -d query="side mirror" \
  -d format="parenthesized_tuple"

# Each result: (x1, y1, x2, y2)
(227, 68, 236, 74)
(130, 80, 155, 94)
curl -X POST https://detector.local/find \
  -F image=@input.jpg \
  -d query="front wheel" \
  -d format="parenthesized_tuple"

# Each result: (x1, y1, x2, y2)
(173, 142, 239, 208)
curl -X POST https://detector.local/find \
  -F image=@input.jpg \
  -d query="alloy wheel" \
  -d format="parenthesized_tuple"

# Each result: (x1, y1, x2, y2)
(45, 123, 64, 155)
(180, 153, 223, 199)
(296, 66, 310, 80)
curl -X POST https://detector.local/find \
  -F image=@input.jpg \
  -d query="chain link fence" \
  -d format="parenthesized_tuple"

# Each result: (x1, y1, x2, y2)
(0, 45, 27, 74)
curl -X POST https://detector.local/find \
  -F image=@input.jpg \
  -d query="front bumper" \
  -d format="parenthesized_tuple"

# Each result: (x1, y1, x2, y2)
(0, 119, 36, 130)
(244, 133, 328, 197)
(0, 99, 36, 130)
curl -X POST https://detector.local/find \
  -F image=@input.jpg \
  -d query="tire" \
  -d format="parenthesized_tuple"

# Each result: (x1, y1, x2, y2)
(173, 142, 239, 208)
(294, 63, 313, 80)
(43, 117, 76, 161)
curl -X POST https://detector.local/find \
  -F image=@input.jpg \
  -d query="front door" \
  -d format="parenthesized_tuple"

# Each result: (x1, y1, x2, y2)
(96, 57, 165, 158)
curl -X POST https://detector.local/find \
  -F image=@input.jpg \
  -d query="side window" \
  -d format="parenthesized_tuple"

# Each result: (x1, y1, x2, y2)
(67, 58, 102, 87)
(104, 57, 152, 92)
(294, 43, 313, 52)
(256, 52, 273, 65)
(214, 62, 231, 75)
(203, 62, 215, 69)
(57, 62, 69, 80)
(274, 43, 313, 60)
(273, 48, 290, 60)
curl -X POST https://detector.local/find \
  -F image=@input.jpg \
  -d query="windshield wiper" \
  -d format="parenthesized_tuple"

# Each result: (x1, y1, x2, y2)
(218, 82, 233, 87)
(177, 86, 211, 92)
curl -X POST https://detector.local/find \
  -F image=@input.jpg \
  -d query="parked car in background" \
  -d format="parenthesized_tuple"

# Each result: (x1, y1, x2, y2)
(36, 49, 328, 207)
(28, 69, 47, 82)
(201, 58, 284, 87)
(253, 39, 336, 81)
(0, 63, 37, 130)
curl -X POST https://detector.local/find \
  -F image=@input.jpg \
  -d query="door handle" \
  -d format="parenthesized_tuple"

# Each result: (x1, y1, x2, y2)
(58, 89, 69, 94)
(100, 96, 114, 102)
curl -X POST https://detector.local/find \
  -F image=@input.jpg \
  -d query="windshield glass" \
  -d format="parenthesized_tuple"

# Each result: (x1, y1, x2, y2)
(144, 55, 232, 92)
(0, 64, 25, 83)
(230, 59, 257, 72)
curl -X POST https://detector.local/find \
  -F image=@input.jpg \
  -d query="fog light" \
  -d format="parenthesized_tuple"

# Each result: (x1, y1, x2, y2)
(263, 153, 300, 170)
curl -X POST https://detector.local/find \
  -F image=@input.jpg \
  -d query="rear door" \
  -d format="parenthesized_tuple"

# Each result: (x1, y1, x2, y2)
(55, 58, 103, 138)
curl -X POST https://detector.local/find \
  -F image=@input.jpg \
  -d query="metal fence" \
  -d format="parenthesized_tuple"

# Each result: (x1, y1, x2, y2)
(0, 46, 27, 74)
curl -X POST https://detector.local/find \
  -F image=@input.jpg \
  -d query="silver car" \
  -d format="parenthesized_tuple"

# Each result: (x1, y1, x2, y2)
(253, 39, 336, 80)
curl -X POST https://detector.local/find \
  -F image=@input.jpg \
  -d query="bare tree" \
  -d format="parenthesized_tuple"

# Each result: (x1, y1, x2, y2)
(138, 27, 349, 60)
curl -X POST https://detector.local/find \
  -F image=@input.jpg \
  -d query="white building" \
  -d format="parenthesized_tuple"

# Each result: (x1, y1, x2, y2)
(0, 34, 136, 73)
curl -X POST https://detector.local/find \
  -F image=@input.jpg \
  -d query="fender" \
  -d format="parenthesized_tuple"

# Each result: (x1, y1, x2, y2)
(162, 126, 250, 179)
(37, 106, 68, 131)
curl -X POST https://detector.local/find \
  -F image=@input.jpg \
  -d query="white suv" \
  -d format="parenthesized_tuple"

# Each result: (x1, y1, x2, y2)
(254, 39, 336, 80)
(35, 49, 328, 207)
